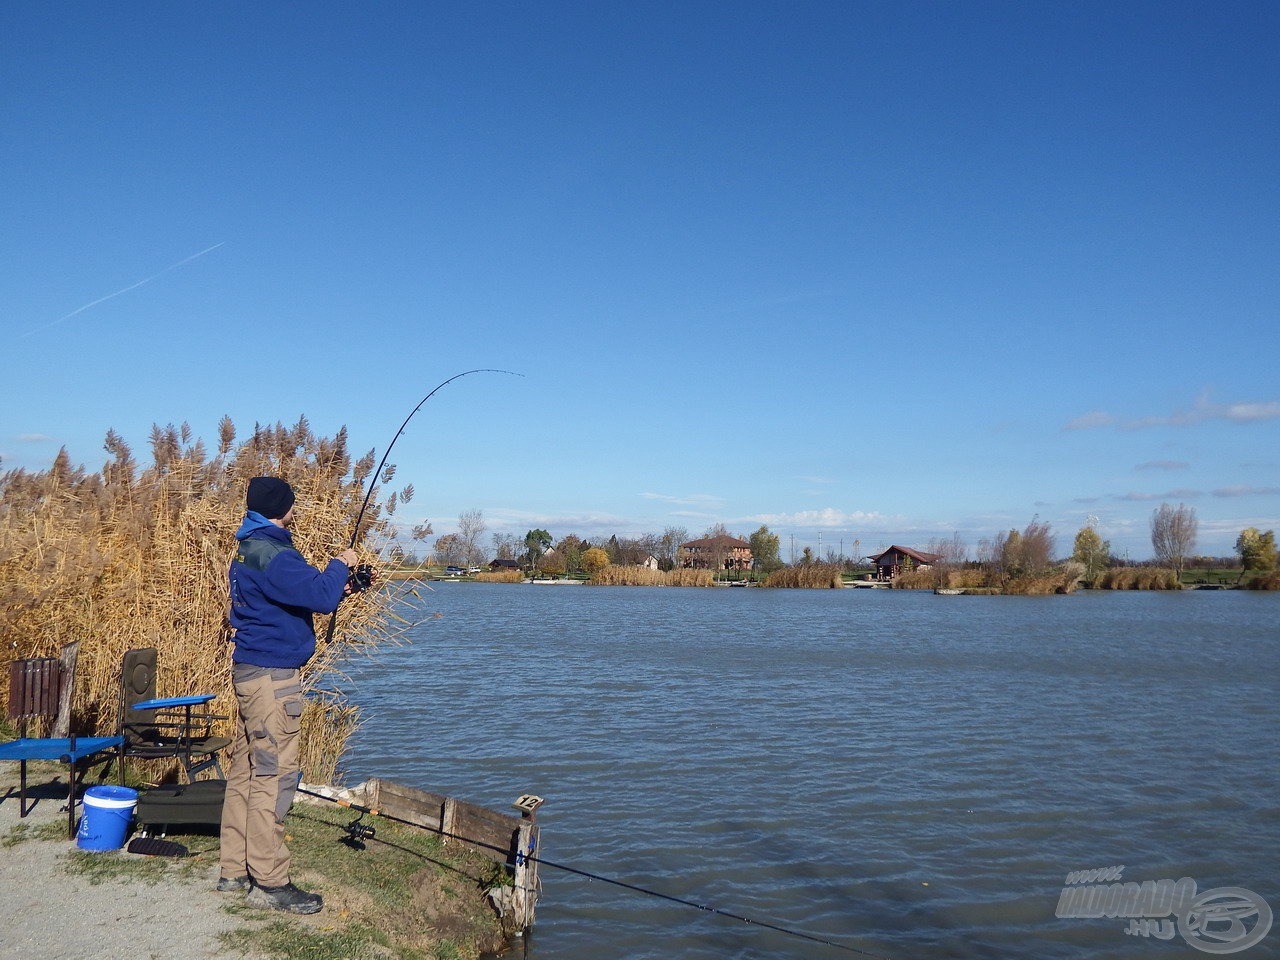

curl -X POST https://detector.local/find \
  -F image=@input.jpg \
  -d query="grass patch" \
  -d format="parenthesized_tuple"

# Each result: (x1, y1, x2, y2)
(2, 818, 68, 847)
(221, 918, 401, 960)
(218, 800, 508, 960)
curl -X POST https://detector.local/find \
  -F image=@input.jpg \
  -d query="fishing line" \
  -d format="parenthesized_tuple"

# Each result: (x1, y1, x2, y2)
(297, 786, 897, 960)
(325, 368, 523, 643)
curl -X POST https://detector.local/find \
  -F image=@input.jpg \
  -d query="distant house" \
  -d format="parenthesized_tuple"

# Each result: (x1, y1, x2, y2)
(868, 545, 943, 581)
(679, 535, 753, 571)
(489, 558, 521, 571)
(641, 555, 660, 571)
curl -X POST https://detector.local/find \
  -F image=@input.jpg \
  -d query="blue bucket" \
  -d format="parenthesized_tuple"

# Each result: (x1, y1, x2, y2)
(76, 785, 138, 851)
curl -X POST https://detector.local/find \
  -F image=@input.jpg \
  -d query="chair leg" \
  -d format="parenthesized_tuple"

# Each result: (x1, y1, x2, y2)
(19, 758, 31, 818)
(65, 759, 78, 840)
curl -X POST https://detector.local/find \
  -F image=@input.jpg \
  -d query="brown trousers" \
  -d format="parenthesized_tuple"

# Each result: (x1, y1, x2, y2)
(218, 664, 304, 887)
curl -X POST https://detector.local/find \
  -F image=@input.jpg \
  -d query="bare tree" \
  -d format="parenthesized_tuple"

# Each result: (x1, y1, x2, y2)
(457, 509, 486, 568)
(658, 526, 689, 570)
(1151, 502, 1197, 575)
(926, 532, 969, 587)
(491, 532, 521, 561)
(433, 533, 466, 566)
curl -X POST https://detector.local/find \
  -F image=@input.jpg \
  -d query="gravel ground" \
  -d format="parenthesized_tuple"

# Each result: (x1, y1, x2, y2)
(0, 769, 263, 960)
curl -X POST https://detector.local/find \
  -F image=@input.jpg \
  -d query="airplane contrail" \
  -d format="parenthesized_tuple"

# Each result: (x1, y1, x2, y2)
(18, 241, 226, 340)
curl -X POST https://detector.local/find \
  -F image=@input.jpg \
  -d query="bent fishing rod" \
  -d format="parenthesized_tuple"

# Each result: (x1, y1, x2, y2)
(297, 785, 897, 960)
(325, 368, 523, 642)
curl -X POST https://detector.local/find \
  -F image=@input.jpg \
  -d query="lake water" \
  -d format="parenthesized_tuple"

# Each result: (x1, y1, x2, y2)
(339, 585, 1278, 960)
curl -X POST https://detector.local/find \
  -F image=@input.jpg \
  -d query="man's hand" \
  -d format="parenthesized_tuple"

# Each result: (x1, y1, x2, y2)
(338, 549, 359, 568)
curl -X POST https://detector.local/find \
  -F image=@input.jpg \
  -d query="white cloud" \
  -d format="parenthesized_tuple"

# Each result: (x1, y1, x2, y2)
(1135, 460, 1190, 471)
(639, 491, 725, 507)
(747, 507, 895, 529)
(17, 434, 53, 442)
(1066, 392, 1280, 431)
(1064, 411, 1116, 431)
(1116, 489, 1203, 502)
(1212, 485, 1280, 498)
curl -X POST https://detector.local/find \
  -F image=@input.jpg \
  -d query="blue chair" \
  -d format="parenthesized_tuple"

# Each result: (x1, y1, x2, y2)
(0, 642, 124, 838)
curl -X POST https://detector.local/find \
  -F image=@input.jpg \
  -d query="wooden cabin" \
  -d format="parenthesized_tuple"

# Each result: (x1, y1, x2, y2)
(868, 545, 943, 580)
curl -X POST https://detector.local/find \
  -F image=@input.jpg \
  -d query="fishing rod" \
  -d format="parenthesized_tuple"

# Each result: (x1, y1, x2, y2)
(325, 368, 523, 642)
(296, 785, 898, 960)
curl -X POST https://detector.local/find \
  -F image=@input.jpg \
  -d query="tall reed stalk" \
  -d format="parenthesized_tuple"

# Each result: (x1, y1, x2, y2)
(0, 417, 422, 781)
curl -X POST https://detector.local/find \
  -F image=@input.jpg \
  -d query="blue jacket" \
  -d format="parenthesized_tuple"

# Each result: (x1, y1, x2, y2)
(228, 512, 349, 669)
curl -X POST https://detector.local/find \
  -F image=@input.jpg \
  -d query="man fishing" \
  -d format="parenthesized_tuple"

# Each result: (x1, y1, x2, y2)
(217, 476, 359, 914)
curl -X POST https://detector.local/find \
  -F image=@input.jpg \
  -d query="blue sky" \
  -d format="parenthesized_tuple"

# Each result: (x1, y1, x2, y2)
(3, 2, 1277, 560)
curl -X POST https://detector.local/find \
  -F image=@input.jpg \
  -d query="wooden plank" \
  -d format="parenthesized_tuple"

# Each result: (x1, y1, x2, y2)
(369, 778, 525, 864)
(367, 778, 541, 929)
(368, 778, 446, 831)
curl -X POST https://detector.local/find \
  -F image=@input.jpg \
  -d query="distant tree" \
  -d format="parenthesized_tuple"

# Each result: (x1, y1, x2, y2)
(658, 526, 689, 570)
(800, 546, 815, 566)
(927, 533, 968, 566)
(749, 525, 784, 574)
(926, 533, 968, 587)
(537, 551, 566, 578)
(1019, 520, 1055, 576)
(582, 546, 610, 576)
(612, 537, 652, 565)
(555, 534, 586, 574)
(457, 509, 486, 568)
(491, 532, 521, 561)
(1000, 528, 1024, 579)
(523, 528, 552, 567)
(1236, 527, 1277, 573)
(1151, 503, 1197, 575)
(1072, 524, 1111, 583)
(433, 533, 466, 566)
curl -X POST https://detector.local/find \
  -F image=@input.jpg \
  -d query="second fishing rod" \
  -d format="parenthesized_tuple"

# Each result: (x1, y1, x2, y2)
(323, 368, 522, 642)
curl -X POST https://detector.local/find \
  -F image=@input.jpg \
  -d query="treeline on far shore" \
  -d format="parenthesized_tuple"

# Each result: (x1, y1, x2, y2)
(397, 561, 1279, 592)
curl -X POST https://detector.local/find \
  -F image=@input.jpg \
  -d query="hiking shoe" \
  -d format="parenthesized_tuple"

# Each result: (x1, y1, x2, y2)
(247, 881, 323, 915)
(216, 875, 251, 893)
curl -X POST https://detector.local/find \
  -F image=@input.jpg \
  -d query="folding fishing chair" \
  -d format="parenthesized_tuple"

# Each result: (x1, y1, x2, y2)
(120, 647, 230, 781)
(0, 642, 124, 838)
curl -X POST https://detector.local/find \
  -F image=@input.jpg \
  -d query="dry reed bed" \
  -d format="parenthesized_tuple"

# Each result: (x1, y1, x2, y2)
(0, 418, 422, 781)
(474, 570, 526, 583)
(1096, 568, 1181, 590)
(588, 566, 715, 587)
(893, 563, 1087, 594)
(1243, 571, 1280, 590)
(762, 565, 843, 588)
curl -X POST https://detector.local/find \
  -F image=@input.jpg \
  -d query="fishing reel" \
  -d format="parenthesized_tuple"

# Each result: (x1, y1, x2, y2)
(341, 814, 377, 850)
(346, 563, 375, 595)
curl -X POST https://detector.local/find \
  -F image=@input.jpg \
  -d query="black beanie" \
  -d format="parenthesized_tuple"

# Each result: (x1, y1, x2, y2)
(246, 476, 296, 519)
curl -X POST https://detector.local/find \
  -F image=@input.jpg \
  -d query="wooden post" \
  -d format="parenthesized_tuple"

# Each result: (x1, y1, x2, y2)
(53, 642, 80, 738)
(511, 794, 543, 930)
(441, 795, 458, 846)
